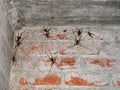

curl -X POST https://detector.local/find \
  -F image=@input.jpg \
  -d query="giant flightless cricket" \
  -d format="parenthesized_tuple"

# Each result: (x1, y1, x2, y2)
(41, 27, 52, 39)
(12, 31, 25, 65)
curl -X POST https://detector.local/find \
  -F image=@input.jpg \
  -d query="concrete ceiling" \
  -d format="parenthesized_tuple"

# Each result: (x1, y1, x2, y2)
(7, 0, 120, 28)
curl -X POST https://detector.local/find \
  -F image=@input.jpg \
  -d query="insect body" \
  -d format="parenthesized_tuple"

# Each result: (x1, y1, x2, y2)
(63, 30, 67, 32)
(77, 29, 82, 36)
(12, 56, 16, 65)
(74, 37, 81, 45)
(47, 53, 57, 67)
(73, 29, 83, 45)
(42, 27, 51, 38)
(85, 31, 96, 44)
(46, 53, 57, 73)
(15, 31, 25, 48)
(72, 28, 91, 50)
(13, 31, 25, 65)
(87, 31, 95, 38)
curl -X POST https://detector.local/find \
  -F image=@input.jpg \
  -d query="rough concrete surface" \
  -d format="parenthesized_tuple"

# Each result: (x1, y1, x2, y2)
(0, 0, 13, 90)
(8, 0, 120, 26)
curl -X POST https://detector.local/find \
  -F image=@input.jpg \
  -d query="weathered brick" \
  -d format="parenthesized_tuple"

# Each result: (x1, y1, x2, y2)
(112, 73, 120, 86)
(113, 30, 120, 43)
(11, 70, 62, 86)
(38, 56, 59, 71)
(55, 33, 68, 40)
(31, 29, 45, 40)
(59, 41, 79, 55)
(77, 40, 100, 55)
(19, 77, 28, 85)
(85, 58, 120, 72)
(59, 40, 100, 55)
(40, 88, 60, 90)
(58, 87, 114, 90)
(79, 29, 104, 41)
(10, 70, 32, 87)
(65, 73, 109, 86)
(32, 74, 61, 85)
(103, 43, 120, 56)
(16, 56, 39, 70)
(39, 87, 67, 90)
(15, 86, 36, 90)
(97, 30, 120, 56)
(57, 56, 79, 70)
(31, 27, 55, 40)
(43, 41, 59, 54)
(15, 30, 32, 41)
(40, 89, 55, 90)
(17, 42, 44, 55)
(39, 56, 80, 71)
(52, 27, 72, 40)
(58, 57, 76, 69)
(88, 29, 112, 41)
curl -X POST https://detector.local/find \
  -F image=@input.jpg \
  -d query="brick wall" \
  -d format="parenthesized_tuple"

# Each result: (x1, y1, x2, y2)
(9, 26, 120, 90)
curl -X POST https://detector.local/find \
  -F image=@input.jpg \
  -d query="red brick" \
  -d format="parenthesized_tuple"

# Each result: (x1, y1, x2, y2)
(40, 88, 54, 90)
(87, 30, 104, 40)
(56, 34, 68, 40)
(117, 81, 120, 86)
(31, 30, 43, 40)
(103, 44, 120, 56)
(39, 56, 79, 71)
(33, 28, 68, 40)
(30, 28, 52, 40)
(15, 71, 60, 86)
(65, 73, 109, 86)
(23, 31, 30, 39)
(59, 41, 78, 55)
(51, 27, 73, 40)
(26, 44, 43, 54)
(17, 43, 44, 55)
(15, 86, 36, 90)
(57, 57, 77, 70)
(85, 58, 120, 71)
(77, 40, 100, 55)
(40, 88, 60, 90)
(19, 77, 28, 85)
(59, 40, 100, 55)
(38, 56, 59, 71)
(32, 74, 61, 85)
(41, 88, 54, 90)
(112, 73, 120, 86)
(16, 88, 29, 90)
(99, 30, 113, 41)
(43, 41, 59, 54)
(16, 56, 38, 70)
(15, 30, 32, 41)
